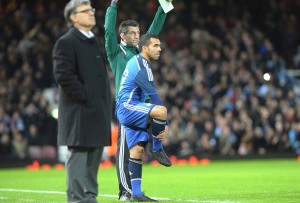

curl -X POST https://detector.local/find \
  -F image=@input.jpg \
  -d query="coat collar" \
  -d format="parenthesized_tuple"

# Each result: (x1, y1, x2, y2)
(69, 27, 94, 41)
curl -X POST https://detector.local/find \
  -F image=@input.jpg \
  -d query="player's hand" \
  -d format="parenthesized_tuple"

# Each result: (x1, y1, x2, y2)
(156, 131, 165, 141)
(164, 125, 169, 137)
(156, 125, 168, 141)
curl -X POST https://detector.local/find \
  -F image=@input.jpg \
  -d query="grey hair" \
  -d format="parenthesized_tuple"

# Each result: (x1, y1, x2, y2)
(64, 0, 91, 27)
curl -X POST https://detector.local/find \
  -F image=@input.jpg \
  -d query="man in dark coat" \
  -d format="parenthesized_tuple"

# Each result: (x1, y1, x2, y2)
(52, 0, 112, 202)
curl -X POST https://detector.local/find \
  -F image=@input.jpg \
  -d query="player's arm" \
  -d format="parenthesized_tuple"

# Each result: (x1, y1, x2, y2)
(147, 0, 173, 35)
(104, 0, 120, 61)
(134, 67, 158, 100)
(135, 68, 170, 125)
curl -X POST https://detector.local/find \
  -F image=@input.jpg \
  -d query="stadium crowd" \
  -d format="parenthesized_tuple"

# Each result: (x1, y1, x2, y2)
(0, 0, 300, 162)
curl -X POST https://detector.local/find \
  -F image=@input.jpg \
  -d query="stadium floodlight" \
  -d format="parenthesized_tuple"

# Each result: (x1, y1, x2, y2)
(51, 108, 58, 119)
(263, 73, 271, 81)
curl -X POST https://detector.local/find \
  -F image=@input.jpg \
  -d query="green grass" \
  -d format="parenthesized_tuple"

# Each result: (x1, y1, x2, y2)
(0, 159, 299, 203)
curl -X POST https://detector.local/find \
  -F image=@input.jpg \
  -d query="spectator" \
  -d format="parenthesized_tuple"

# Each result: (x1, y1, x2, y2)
(26, 124, 42, 159)
(11, 129, 27, 159)
(0, 133, 12, 158)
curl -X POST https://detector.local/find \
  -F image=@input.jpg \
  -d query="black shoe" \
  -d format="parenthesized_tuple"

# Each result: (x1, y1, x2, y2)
(119, 191, 131, 202)
(130, 194, 158, 202)
(150, 148, 172, 167)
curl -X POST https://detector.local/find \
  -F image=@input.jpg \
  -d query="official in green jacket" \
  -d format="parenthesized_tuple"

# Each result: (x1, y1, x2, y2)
(104, 0, 172, 201)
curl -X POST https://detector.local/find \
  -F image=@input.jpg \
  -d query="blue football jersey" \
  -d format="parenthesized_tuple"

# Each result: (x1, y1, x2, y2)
(117, 54, 157, 104)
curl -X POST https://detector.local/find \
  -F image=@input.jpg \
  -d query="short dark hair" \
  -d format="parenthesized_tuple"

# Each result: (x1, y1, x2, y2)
(138, 34, 159, 49)
(119, 20, 139, 34)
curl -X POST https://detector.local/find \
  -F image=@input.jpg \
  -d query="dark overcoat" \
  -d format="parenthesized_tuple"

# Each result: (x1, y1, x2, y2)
(53, 27, 112, 147)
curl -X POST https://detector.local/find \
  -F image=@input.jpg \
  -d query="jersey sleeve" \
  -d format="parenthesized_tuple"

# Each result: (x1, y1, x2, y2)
(135, 69, 164, 106)
(135, 68, 157, 95)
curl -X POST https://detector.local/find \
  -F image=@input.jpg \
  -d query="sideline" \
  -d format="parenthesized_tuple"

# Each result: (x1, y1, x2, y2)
(0, 188, 238, 203)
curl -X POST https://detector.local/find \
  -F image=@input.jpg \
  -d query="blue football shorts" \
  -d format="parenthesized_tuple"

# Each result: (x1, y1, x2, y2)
(116, 102, 155, 149)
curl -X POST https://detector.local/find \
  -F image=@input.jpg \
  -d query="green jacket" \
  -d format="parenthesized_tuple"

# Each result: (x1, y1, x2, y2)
(105, 2, 167, 99)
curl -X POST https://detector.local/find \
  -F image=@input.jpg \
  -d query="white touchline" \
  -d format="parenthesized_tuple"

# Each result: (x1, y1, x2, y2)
(0, 188, 239, 203)
(0, 188, 65, 195)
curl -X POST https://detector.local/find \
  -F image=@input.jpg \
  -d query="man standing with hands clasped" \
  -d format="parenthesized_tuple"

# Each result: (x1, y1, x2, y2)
(116, 33, 170, 202)
(53, 0, 112, 202)
(105, 0, 173, 201)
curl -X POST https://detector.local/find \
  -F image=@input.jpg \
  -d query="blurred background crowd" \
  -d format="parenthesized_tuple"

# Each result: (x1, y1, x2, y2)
(1, 0, 300, 164)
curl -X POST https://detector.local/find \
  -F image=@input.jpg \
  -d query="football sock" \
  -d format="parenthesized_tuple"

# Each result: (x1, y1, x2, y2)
(129, 158, 143, 196)
(152, 136, 162, 151)
(151, 119, 166, 151)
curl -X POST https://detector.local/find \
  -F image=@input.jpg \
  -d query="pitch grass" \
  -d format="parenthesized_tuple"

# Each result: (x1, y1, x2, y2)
(0, 159, 299, 203)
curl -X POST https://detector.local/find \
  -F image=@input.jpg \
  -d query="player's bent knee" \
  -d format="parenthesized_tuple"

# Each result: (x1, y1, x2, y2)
(150, 105, 167, 120)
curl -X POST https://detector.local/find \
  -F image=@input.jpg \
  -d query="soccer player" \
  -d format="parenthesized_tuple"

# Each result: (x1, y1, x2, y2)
(104, 0, 173, 201)
(116, 34, 171, 202)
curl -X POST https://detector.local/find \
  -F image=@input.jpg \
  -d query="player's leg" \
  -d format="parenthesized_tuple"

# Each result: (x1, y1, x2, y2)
(149, 105, 167, 150)
(149, 105, 172, 167)
(116, 123, 132, 201)
(117, 102, 171, 166)
(125, 128, 157, 202)
(129, 143, 144, 197)
(117, 102, 158, 201)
